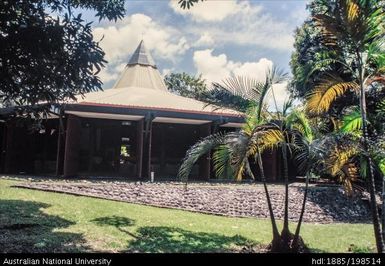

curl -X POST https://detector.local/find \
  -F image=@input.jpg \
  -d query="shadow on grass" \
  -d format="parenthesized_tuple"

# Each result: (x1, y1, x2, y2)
(0, 200, 89, 253)
(127, 226, 257, 253)
(91, 216, 137, 239)
(91, 216, 258, 253)
(92, 216, 135, 227)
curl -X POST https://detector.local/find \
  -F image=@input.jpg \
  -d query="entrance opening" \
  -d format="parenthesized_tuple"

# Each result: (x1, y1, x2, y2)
(78, 118, 138, 177)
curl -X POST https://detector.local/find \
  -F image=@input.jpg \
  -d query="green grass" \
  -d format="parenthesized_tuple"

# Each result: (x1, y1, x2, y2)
(0, 178, 375, 253)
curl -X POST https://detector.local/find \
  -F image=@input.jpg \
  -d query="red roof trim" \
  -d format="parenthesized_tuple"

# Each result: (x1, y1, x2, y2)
(78, 102, 243, 118)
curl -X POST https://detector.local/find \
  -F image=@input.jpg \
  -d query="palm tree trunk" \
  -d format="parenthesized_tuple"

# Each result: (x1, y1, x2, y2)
(256, 150, 281, 248)
(281, 145, 290, 234)
(293, 169, 310, 249)
(358, 55, 385, 253)
(382, 175, 385, 245)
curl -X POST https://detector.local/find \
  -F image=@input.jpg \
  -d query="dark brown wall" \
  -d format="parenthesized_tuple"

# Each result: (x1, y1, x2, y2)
(63, 114, 82, 177)
(136, 119, 144, 178)
(198, 122, 212, 180)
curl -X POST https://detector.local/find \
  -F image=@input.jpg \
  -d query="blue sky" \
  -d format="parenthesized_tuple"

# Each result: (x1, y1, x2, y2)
(79, 0, 310, 107)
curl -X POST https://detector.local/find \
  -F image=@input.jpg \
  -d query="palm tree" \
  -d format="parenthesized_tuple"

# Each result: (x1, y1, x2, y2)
(179, 67, 320, 252)
(285, 110, 320, 249)
(306, 0, 385, 252)
(256, 105, 321, 251)
(178, 68, 288, 251)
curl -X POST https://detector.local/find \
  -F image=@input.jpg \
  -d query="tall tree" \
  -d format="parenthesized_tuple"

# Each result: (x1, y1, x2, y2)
(302, 0, 385, 252)
(178, 69, 316, 252)
(0, 0, 125, 116)
(165, 72, 207, 100)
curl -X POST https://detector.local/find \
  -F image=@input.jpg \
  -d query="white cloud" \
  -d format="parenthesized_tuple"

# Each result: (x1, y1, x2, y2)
(169, 0, 242, 22)
(161, 68, 174, 78)
(193, 49, 289, 110)
(93, 14, 189, 64)
(193, 49, 272, 84)
(173, 1, 294, 51)
(97, 69, 119, 84)
(97, 63, 126, 85)
(193, 49, 234, 84)
(93, 13, 189, 86)
(194, 32, 215, 47)
(232, 59, 273, 83)
(290, 7, 310, 25)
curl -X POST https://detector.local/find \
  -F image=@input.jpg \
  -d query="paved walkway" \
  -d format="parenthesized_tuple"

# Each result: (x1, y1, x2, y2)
(15, 179, 371, 223)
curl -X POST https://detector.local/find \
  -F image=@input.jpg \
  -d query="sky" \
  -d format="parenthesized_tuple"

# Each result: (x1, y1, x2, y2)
(79, 0, 310, 109)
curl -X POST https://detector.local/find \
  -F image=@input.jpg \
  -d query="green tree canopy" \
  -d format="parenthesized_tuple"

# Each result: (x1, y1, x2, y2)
(0, 0, 125, 115)
(165, 72, 207, 100)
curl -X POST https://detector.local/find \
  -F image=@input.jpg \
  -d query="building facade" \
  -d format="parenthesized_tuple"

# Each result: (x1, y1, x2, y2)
(0, 41, 279, 180)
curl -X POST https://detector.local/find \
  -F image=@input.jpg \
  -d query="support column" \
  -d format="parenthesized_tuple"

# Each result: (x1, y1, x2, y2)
(63, 114, 81, 178)
(3, 121, 14, 174)
(160, 125, 166, 176)
(0, 122, 6, 173)
(55, 111, 66, 176)
(136, 119, 144, 178)
(142, 113, 154, 179)
(198, 122, 212, 180)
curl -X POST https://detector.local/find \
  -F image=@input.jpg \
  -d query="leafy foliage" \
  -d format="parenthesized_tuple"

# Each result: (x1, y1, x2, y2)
(306, 79, 359, 115)
(0, 0, 125, 115)
(340, 107, 362, 133)
(296, 0, 385, 252)
(178, 0, 203, 9)
(165, 72, 208, 100)
(178, 132, 225, 183)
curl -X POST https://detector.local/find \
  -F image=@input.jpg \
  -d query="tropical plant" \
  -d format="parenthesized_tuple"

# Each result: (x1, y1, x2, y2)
(302, 0, 385, 252)
(165, 73, 252, 113)
(0, 0, 125, 117)
(165, 72, 208, 100)
(178, 67, 318, 252)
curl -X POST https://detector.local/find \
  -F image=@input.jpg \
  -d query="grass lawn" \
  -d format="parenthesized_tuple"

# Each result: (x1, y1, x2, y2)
(0, 178, 375, 253)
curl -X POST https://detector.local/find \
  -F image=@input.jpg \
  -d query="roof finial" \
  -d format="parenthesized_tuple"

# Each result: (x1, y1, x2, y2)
(127, 39, 156, 68)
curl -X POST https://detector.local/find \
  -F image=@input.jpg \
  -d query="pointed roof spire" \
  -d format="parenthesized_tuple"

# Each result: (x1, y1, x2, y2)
(112, 40, 167, 91)
(127, 40, 156, 68)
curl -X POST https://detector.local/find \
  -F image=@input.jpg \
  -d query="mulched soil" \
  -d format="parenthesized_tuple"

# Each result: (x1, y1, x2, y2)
(14, 179, 372, 223)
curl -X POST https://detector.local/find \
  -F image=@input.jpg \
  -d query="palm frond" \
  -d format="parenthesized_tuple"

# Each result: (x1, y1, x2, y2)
(376, 100, 385, 117)
(291, 133, 310, 173)
(282, 98, 294, 117)
(287, 110, 314, 142)
(347, 0, 360, 22)
(256, 82, 271, 123)
(220, 131, 253, 181)
(337, 163, 359, 196)
(234, 162, 245, 182)
(312, 13, 340, 46)
(213, 76, 262, 100)
(322, 135, 361, 195)
(243, 103, 262, 134)
(212, 145, 234, 179)
(178, 132, 225, 182)
(202, 87, 250, 113)
(306, 78, 359, 114)
(340, 107, 363, 133)
(327, 141, 360, 176)
(267, 65, 289, 85)
(253, 127, 285, 153)
(376, 157, 385, 176)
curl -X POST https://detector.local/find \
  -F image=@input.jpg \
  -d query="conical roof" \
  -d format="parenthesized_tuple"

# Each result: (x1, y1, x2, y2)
(75, 40, 241, 119)
(127, 40, 156, 68)
(113, 40, 167, 91)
